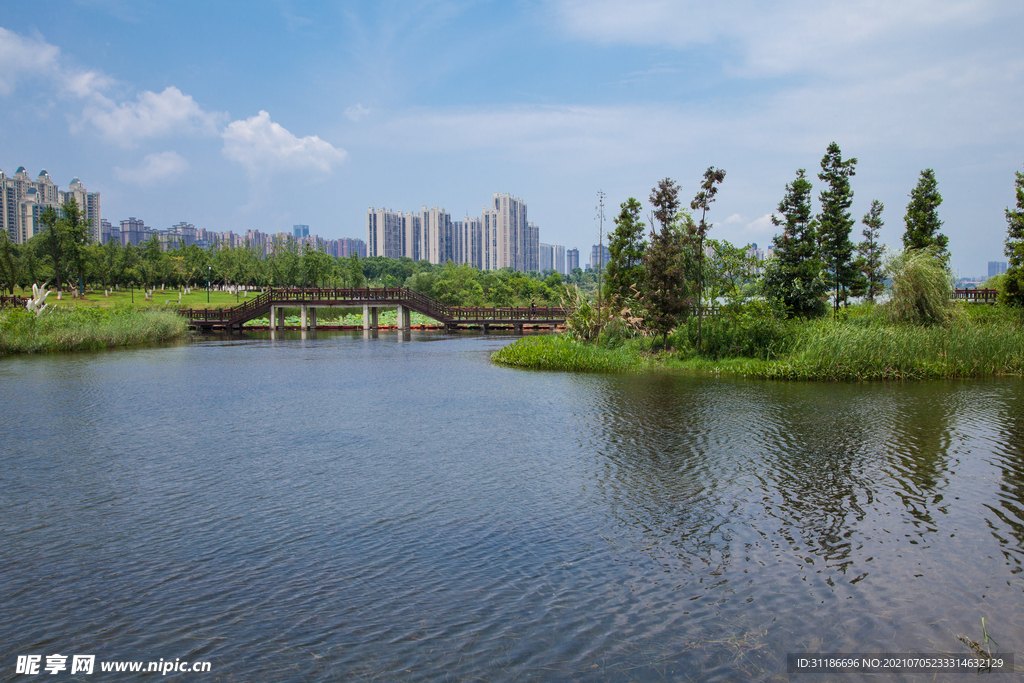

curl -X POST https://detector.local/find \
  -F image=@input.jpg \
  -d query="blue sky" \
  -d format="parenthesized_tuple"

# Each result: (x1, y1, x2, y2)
(1, 0, 1022, 276)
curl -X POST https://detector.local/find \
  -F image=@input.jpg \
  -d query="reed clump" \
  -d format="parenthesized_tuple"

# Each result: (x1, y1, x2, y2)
(761, 317, 1024, 380)
(492, 334, 647, 373)
(0, 306, 189, 355)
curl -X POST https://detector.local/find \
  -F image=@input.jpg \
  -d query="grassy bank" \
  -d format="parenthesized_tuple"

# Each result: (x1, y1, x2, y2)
(492, 308, 1024, 381)
(0, 307, 190, 355)
(492, 335, 647, 373)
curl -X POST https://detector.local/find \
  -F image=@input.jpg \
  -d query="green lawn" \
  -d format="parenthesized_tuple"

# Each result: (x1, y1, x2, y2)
(8, 286, 255, 310)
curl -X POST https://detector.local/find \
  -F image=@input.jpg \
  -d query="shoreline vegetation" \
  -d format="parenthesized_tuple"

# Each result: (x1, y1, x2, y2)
(0, 306, 189, 355)
(492, 303, 1024, 381)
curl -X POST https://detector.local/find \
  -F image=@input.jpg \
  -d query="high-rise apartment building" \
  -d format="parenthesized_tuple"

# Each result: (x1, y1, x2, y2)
(989, 261, 1008, 278)
(567, 248, 580, 273)
(293, 225, 309, 239)
(367, 192, 543, 271)
(0, 167, 101, 244)
(554, 245, 566, 275)
(590, 244, 610, 271)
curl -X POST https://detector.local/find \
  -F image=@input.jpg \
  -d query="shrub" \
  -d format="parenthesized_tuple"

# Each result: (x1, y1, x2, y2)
(881, 247, 954, 326)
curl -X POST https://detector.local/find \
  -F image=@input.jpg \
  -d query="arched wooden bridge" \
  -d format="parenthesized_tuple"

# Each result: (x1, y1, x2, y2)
(178, 287, 568, 332)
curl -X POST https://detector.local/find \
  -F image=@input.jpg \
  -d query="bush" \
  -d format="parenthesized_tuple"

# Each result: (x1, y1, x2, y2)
(673, 298, 795, 359)
(881, 248, 954, 326)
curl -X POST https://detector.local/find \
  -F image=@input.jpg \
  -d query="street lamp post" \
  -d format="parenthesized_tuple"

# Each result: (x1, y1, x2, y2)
(207, 266, 211, 304)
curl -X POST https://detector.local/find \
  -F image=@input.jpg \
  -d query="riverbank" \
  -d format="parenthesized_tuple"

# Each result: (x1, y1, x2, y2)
(492, 312, 1024, 380)
(0, 307, 190, 355)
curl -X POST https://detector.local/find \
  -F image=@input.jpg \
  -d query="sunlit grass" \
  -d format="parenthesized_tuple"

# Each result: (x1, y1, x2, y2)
(492, 335, 648, 373)
(0, 306, 189, 354)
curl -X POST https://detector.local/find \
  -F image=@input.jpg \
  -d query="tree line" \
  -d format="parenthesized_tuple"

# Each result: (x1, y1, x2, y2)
(597, 142, 983, 348)
(0, 206, 591, 307)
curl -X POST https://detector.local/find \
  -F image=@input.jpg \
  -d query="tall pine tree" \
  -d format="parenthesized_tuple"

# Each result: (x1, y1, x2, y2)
(605, 198, 646, 304)
(1002, 165, 1024, 307)
(903, 169, 948, 257)
(856, 199, 886, 303)
(643, 178, 692, 347)
(817, 142, 858, 315)
(762, 169, 826, 318)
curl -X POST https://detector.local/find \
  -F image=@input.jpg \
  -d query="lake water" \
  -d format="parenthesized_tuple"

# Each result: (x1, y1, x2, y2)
(2, 330, 1023, 681)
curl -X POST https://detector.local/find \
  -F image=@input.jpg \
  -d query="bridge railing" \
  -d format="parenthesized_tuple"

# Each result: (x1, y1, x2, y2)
(178, 287, 566, 326)
(0, 295, 28, 309)
(953, 288, 999, 303)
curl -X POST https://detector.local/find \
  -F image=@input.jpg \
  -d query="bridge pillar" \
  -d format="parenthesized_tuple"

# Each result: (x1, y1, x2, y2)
(300, 305, 308, 330)
(269, 306, 276, 329)
(514, 323, 523, 335)
(371, 307, 379, 330)
(363, 305, 370, 330)
(483, 323, 490, 334)
(395, 305, 410, 330)
(310, 308, 317, 330)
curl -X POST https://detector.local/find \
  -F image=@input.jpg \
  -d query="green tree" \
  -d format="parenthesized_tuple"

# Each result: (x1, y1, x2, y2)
(59, 198, 92, 295)
(1002, 165, 1024, 307)
(816, 142, 858, 315)
(36, 206, 64, 291)
(643, 178, 693, 347)
(903, 169, 948, 257)
(763, 169, 826, 318)
(348, 252, 365, 288)
(856, 199, 886, 302)
(690, 166, 726, 350)
(0, 230, 18, 294)
(605, 197, 647, 304)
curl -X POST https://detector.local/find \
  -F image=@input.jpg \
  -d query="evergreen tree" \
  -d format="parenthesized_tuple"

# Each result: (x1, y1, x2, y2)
(856, 199, 886, 302)
(643, 178, 692, 347)
(817, 142, 858, 314)
(903, 169, 948, 256)
(605, 197, 646, 304)
(1002, 165, 1024, 307)
(690, 166, 726, 351)
(762, 169, 826, 318)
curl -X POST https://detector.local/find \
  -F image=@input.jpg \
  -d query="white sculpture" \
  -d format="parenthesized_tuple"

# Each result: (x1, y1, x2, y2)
(26, 283, 50, 315)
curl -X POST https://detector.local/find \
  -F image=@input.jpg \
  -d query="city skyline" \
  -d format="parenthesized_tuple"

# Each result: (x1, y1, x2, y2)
(1, 3, 1022, 277)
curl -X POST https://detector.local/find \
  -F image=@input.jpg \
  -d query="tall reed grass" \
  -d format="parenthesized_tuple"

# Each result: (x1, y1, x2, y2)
(492, 335, 647, 373)
(761, 319, 1024, 380)
(0, 307, 189, 355)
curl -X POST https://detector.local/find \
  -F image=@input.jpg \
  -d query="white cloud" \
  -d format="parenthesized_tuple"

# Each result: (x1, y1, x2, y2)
(0, 27, 61, 95)
(114, 151, 190, 185)
(221, 111, 347, 180)
(553, 0, 1014, 76)
(746, 214, 779, 233)
(344, 103, 371, 122)
(81, 86, 226, 148)
(722, 213, 744, 224)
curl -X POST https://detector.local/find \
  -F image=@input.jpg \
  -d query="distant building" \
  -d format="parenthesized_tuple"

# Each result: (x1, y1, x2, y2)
(367, 192, 539, 271)
(0, 167, 101, 244)
(989, 261, 1008, 278)
(293, 225, 309, 239)
(567, 248, 580, 272)
(590, 244, 610, 272)
(538, 243, 566, 274)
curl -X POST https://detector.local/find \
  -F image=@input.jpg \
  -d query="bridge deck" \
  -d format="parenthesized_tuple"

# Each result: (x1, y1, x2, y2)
(178, 287, 567, 330)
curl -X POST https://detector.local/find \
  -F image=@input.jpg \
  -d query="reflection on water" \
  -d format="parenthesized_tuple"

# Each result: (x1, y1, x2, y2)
(1, 331, 1023, 681)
